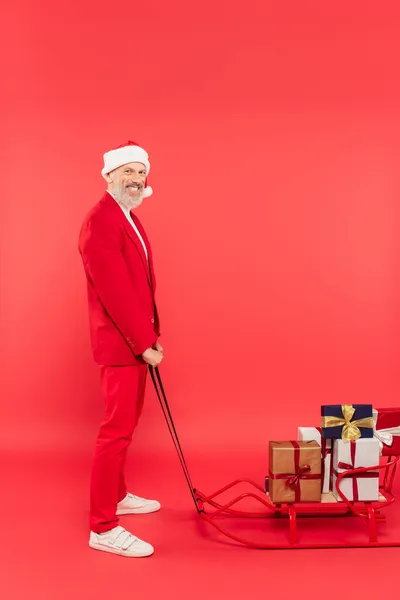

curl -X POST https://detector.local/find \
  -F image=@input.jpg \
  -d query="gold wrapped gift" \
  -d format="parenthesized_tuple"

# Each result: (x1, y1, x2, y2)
(269, 441, 322, 503)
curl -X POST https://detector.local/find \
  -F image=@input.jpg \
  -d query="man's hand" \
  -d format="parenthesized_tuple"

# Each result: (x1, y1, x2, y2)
(142, 347, 164, 367)
(154, 340, 164, 354)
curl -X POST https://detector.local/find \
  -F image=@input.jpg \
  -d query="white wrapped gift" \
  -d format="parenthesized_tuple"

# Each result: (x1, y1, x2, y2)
(297, 427, 332, 493)
(332, 438, 380, 502)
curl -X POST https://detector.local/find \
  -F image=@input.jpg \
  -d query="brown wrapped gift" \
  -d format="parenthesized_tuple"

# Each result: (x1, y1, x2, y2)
(269, 441, 322, 503)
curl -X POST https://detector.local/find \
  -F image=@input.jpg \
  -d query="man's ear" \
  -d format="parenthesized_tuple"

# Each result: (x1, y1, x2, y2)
(104, 171, 114, 185)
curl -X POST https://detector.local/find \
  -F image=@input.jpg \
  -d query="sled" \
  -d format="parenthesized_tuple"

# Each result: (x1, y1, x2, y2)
(149, 366, 400, 549)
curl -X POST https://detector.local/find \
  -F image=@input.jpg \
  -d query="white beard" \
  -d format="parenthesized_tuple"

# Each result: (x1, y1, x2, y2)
(118, 193, 144, 211)
(113, 184, 144, 211)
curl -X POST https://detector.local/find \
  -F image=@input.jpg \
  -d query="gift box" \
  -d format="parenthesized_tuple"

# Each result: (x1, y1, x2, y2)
(269, 441, 322, 503)
(332, 438, 380, 502)
(373, 407, 400, 456)
(321, 404, 373, 440)
(298, 427, 333, 493)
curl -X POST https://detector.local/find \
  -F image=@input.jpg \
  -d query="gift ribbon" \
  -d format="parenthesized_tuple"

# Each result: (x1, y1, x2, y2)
(269, 441, 321, 502)
(335, 441, 378, 501)
(285, 465, 312, 489)
(322, 405, 374, 441)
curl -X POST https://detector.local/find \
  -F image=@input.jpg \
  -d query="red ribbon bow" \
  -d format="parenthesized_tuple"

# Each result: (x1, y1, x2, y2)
(337, 461, 354, 470)
(285, 465, 311, 489)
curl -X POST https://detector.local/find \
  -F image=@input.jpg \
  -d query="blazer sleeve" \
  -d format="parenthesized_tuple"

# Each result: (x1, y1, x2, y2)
(79, 214, 158, 357)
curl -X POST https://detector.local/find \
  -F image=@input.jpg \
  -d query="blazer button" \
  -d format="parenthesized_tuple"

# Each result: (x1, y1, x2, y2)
(150, 317, 155, 323)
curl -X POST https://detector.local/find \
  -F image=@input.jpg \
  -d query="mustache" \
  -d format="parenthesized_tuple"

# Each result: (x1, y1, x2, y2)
(125, 182, 144, 189)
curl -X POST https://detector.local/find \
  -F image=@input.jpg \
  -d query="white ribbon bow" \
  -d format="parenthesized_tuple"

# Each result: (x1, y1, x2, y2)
(372, 408, 400, 451)
(373, 426, 400, 447)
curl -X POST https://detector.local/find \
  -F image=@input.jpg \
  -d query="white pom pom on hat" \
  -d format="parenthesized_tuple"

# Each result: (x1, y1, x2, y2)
(101, 140, 153, 197)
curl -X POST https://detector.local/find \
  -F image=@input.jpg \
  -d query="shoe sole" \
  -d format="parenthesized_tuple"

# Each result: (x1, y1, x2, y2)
(89, 541, 154, 558)
(116, 505, 161, 515)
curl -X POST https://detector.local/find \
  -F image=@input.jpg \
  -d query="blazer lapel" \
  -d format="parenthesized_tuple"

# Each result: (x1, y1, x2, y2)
(131, 213, 156, 290)
(122, 219, 153, 286)
(102, 192, 153, 289)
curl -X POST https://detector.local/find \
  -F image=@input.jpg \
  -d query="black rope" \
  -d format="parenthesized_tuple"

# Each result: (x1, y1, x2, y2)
(149, 366, 202, 514)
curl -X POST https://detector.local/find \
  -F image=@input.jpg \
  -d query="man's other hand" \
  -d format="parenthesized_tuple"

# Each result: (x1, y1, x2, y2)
(142, 347, 164, 367)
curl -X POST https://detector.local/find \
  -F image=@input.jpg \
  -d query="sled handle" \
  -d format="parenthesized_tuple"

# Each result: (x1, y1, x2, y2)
(148, 366, 202, 514)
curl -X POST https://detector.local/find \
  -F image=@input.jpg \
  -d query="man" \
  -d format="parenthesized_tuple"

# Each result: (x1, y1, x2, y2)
(79, 141, 164, 558)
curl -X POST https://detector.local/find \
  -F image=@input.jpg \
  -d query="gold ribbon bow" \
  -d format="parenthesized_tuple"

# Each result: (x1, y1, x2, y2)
(322, 404, 374, 441)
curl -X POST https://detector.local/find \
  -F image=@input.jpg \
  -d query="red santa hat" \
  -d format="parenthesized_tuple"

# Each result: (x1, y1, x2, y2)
(101, 141, 153, 197)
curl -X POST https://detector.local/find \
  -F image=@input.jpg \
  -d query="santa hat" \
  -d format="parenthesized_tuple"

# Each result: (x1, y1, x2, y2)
(101, 141, 153, 198)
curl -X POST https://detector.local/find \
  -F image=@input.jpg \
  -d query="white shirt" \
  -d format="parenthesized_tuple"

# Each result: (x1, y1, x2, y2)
(107, 190, 149, 262)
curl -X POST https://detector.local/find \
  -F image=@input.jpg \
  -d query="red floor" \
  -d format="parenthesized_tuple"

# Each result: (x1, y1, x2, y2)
(2, 445, 400, 600)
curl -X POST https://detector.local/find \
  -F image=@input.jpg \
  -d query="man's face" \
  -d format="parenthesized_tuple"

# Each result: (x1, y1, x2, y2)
(107, 162, 147, 210)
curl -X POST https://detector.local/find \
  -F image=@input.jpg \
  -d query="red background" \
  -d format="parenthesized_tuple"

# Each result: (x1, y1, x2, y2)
(2, 1, 400, 597)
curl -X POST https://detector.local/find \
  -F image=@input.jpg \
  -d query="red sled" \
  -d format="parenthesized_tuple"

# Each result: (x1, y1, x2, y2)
(150, 367, 400, 549)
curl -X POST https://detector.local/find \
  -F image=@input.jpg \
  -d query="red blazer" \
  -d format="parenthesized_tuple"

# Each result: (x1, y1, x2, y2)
(79, 191, 160, 366)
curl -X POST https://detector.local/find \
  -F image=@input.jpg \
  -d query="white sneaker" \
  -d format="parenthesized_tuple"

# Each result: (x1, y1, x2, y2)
(89, 526, 154, 557)
(116, 492, 161, 515)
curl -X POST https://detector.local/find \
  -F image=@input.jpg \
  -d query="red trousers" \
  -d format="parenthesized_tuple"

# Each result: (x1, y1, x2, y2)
(90, 364, 147, 533)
